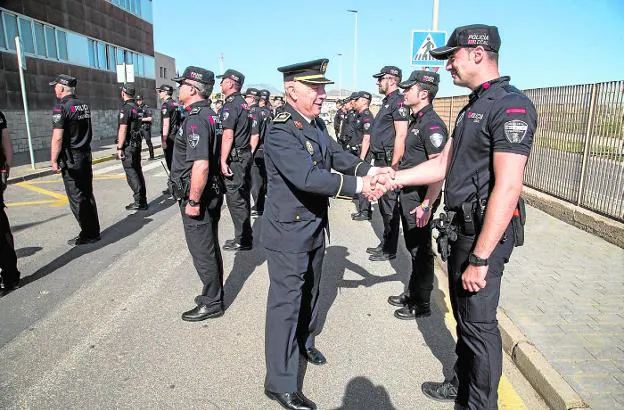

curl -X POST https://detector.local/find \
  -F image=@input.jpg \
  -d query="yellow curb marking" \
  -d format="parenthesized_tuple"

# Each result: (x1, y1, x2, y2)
(25, 174, 127, 184)
(11, 182, 68, 207)
(434, 264, 527, 409)
(5, 199, 58, 207)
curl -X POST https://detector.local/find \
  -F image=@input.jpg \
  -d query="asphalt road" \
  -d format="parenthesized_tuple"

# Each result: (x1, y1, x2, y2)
(0, 153, 547, 409)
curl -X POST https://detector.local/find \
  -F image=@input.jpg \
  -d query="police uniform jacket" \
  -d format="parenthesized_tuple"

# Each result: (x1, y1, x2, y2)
(262, 103, 372, 253)
(445, 76, 536, 210)
(52, 94, 93, 150)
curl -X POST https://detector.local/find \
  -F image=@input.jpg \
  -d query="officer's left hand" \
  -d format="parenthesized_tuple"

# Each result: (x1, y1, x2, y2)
(51, 161, 60, 173)
(185, 202, 200, 217)
(410, 206, 431, 227)
(462, 264, 488, 293)
(375, 166, 396, 179)
(117, 150, 125, 160)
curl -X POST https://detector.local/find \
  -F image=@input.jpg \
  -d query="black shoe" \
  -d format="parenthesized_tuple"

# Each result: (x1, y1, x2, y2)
(369, 252, 396, 261)
(422, 380, 458, 402)
(265, 390, 317, 410)
(387, 292, 409, 307)
(125, 202, 148, 210)
(394, 303, 431, 320)
(350, 211, 360, 218)
(181, 305, 224, 322)
(0, 279, 20, 296)
(365, 244, 383, 254)
(67, 235, 101, 246)
(162, 189, 170, 195)
(303, 347, 327, 365)
(351, 211, 372, 221)
(222, 241, 252, 251)
(148, 157, 156, 161)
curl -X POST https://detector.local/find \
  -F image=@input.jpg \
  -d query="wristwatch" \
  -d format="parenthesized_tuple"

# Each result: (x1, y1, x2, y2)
(188, 199, 200, 207)
(468, 252, 488, 267)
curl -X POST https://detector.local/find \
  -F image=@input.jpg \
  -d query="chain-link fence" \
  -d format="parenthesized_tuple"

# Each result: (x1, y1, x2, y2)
(433, 81, 624, 221)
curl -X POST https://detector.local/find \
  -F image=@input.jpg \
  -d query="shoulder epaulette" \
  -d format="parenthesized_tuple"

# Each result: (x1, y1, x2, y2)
(226, 96, 235, 103)
(273, 112, 291, 124)
(189, 107, 202, 115)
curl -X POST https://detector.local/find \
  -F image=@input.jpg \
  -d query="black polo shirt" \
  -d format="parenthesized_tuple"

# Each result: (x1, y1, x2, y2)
(249, 104, 260, 136)
(340, 110, 358, 142)
(117, 99, 141, 144)
(0, 111, 6, 132)
(445, 76, 537, 210)
(400, 104, 448, 170)
(351, 108, 374, 146)
(221, 92, 251, 149)
(370, 89, 409, 153)
(0, 111, 7, 167)
(160, 97, 182, 140)
(52, 94, 93, 150)
(137, 103, 152, 127)
(170, 99, 220, 199)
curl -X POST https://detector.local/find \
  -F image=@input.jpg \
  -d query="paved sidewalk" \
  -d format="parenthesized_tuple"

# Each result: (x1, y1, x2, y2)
(500, 206, 624, 409)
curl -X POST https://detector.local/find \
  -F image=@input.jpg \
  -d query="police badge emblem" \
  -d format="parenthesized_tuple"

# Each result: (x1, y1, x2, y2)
(305, 141, 314, 155)
(52, 113, 62, 123)
(504, 120, 528, 143)
(222, 112, 230, 121)
(429, 133, 444, 148)
(187, 124, 200, 148)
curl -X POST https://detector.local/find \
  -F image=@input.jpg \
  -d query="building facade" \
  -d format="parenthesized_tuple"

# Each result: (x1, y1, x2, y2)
(0, 0, 156, 156)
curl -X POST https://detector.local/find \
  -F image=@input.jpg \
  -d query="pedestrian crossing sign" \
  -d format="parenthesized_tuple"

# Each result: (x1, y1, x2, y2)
(411, 30, 447, 67)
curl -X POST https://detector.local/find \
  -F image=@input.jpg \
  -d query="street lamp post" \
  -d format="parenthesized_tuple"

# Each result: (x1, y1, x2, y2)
(337, 53, 343, 99)
(347, 9, 358, 90)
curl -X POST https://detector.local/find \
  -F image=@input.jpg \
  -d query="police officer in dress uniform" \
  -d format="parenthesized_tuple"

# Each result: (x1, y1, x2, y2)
(218, 69, 253, 251)
(350, 91, 375, 221)
(157, 84, 182, 172)
(169, 66, 226, 322)
(262, 58, 394, 410)
(0, 110, 20, 295)
(366, 66, 410, 261)
(250, 89, 272, 217)
(116, 83, 148, 210)
(333, 99, 344, 137)
(48, 74, 101, 244)
(136, 94, 155, 160)
(383, 25, 537, 409)
(388, 70, 448, 320)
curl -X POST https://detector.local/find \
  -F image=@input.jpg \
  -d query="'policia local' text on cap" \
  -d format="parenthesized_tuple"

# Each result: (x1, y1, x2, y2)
(430, 24, 501, 60)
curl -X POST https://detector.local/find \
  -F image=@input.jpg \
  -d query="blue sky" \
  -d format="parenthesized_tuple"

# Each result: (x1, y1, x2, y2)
(153, 0, 624, 97)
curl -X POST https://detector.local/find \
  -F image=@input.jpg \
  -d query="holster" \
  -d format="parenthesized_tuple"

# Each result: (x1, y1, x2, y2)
(432, 211, 458, 262)
(384, 148, 394, 163)
(167, 177, 189, 201)
(512, 197, 526, 247)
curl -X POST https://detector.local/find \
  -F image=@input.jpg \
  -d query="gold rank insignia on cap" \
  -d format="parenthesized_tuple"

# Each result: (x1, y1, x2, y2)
(305, 140, 314, 155)
(278, 58, 334, 85)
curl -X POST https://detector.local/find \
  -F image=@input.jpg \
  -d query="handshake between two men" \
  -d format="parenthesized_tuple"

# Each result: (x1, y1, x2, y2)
(360, 167, 401, 201)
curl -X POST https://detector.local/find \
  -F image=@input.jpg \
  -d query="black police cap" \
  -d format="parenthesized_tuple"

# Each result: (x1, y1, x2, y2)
(430, 24, 501, 60)
(372, 66, 402, 80)
(121, 83, 136, 96)
(156, 84, 174, 92)
(259, 89, 271, 100)
(278, 58, 334, 85)
(273, 96, 284, 102)
(216, 69, 245, 86)
(398, 70, 440, 89)
(245, 88, 260, 97)
(135, 94, 143, 100)
(348, 92, 359, 101)
(357, 91, 372, 100)
(172, 66, 215, 85)
(49, 74, 77, 87)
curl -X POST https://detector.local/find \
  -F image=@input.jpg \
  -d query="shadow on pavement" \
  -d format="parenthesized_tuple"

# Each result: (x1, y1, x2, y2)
(11, 214, 67, 233)
(332, 376, 396, 410)
(15, 246, 43, 259)
(19, 194, 176, 287)
(223, 217, 266, 310)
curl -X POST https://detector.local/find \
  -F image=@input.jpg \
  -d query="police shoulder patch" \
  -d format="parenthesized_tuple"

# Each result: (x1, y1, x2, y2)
(272, 112, 291, 124)
(189, 107, 202, 115)
(429, 133, 445, 148)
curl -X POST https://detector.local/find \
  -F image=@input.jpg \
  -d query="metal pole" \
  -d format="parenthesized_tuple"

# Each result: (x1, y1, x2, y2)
(577, 83, 598, 206)
(347, 10, 358, 90)
(15, 36, 36, 169)
(337, 53, 343, 99)
(432, 0, 439, 30)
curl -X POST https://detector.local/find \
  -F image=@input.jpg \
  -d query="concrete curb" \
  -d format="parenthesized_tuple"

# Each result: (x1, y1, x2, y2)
(433, 257, 589, 410)
(7, 144, 161, 185)
(522, 186, 624, 249)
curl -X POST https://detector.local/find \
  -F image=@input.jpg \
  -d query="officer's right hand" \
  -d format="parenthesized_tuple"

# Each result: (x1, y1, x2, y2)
(221, 163, 233, 177)
(185, 202, 200, 217)
(117, 150, 125, 160)
(51, 161, 60, 174)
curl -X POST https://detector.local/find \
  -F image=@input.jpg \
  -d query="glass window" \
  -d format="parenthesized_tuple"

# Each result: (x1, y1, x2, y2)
(107, 45, 116, 70)
(3, 12, 18, 50)
(0, 12, 5, 49)
(125, 50, 132, 64)
(129, 0, 136, 13)
(33, 22, 45, 56)
(57, 30, 67, 60)
(45, 25, 57, 59)
(88, 39, 96, 67)
(18, 18, 34, 54)
(116, 48, 124, 66)
(135, 0, 142, 17)
(97, 41, 106, 69)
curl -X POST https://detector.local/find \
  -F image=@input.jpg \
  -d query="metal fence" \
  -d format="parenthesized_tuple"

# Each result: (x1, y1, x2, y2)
(433, 81, 624, 221)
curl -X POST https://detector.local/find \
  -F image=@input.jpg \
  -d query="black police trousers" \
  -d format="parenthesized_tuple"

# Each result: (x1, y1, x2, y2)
(448, 223, 514, 410)
(398, 190, 438, 305)
(0, 202, 20, 288)
(374, 156, 399, 254)
(356, 151, 372, 214)
(140, 127, 154, 159)
(224, 149, 252, 245)
(122, 145, 146, 204)
(265, 244, 324, 393)
(60, 149, 100, 239)
(180, 196, 224, 308)
(250, 147, 266, 214)
(164, 138, 174, 171)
